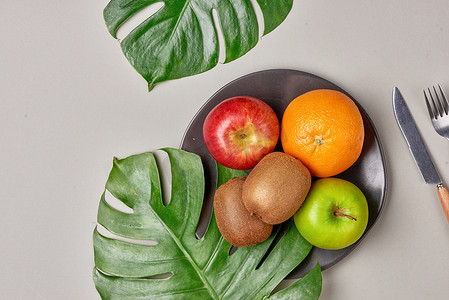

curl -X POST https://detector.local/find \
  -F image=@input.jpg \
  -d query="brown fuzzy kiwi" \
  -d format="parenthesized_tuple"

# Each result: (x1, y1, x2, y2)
(242, 152, 311, 225)
(214, 177, 273, 247)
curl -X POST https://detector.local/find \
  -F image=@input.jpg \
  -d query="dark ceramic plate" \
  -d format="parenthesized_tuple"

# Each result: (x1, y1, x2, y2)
(180, 69, 387, 279)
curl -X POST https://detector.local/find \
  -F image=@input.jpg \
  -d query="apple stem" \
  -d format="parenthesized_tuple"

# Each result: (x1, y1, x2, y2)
(334, 210, 357, 221)
(240, 134, 246, 139)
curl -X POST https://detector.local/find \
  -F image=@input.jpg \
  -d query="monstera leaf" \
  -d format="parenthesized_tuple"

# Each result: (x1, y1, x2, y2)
(103, 0, 293, 90)
(93, 148, 322, 299)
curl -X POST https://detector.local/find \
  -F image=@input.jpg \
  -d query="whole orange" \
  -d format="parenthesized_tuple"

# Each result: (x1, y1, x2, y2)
(281, 89, 364, 178)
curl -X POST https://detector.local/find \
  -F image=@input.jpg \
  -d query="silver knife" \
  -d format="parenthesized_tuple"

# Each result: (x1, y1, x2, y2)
(393, 87, 449, 223)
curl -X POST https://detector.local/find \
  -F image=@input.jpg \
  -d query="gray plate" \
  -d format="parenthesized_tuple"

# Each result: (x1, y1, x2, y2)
(180, 69, 387, 278)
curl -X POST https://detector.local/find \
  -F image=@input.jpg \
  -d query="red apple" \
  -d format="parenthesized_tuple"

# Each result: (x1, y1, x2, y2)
(203, 96, 279, 170)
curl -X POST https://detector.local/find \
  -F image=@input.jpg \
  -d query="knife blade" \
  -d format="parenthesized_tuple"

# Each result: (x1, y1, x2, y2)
(393, 87, 441, 184)
(393, 87, 449, 223)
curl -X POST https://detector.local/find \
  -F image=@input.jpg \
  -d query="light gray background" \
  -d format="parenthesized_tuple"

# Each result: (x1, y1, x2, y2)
(1, 0, 449, 299)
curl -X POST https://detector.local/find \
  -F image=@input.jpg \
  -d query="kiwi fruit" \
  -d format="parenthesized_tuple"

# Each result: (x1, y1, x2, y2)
(214, 177, 273, 247)
(242, 152, 311, 225)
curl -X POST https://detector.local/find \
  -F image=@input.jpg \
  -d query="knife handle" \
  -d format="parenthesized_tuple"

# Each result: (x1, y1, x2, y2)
(437, 184, 449, 223)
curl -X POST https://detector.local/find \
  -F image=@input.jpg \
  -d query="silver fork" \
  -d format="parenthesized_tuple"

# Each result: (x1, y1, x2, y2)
(424, 84, 449, 140)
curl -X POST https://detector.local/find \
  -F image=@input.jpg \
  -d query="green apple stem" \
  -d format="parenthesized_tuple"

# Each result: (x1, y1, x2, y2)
(333, 208, 357, 221)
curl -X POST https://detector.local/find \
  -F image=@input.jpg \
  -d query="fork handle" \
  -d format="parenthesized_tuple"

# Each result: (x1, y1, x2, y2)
(437, 184, 449, 223)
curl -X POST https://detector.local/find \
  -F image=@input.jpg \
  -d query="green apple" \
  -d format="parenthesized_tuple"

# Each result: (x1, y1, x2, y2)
(294, 178, 368, 250)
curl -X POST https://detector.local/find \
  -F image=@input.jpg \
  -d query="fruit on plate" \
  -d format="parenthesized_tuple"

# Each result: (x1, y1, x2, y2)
(242, 152, 311, 225)
(203, 96, 279, 170)
(214, 177, 273, 247)
(294, 178, 369, 250)
(281, 89, 364, 178)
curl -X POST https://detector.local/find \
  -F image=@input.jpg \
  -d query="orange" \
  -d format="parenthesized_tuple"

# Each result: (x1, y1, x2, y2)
(281, 89, 364, 178)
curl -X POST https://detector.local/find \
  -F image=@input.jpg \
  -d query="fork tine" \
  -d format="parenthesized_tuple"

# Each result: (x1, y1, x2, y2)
(424, 84, 449, 141)
(424, 89, 436, 119)
(428, 88, 442, 118)
(432, 86, 445, 117)
(437, 84, 449, 115)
